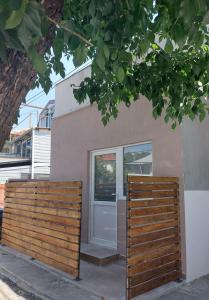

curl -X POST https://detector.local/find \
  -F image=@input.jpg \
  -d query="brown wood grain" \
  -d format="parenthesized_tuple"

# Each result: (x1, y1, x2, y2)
(5, 197, 81, 210)
(3, 208, 80, 226)
(6, 181, 81, 188)
(3, 220, 79, 243)
(6, 187, 82, 195)
(128, 271, 180, 299)
(129, 220, 178, 237)
(128, 244, 179, 266)
(129, 183, 178, 191)
(128, 198, 176, 208)
(127, 176, 181, 299)
(128, 227, 178, 246)
(129, 205, 177, 217)
(129, 261, 178, 286)
(129, 190, 177, 199)
(128, 252, 180, 276)
(128, 236, 178, 256)
(128, 212, 177, 226)
(3, 212, 80, 235)
(5, 192, 81, 201)
(4, 202, 81, 219)
(128, 176, 178, 183)
(2, 180, 82, 279)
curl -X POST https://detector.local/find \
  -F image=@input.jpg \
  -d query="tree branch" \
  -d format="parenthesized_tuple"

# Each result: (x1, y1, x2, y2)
(47, 16, 93, 47)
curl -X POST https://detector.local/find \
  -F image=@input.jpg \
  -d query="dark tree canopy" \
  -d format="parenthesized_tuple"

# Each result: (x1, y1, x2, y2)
(1, 0, 209, 148)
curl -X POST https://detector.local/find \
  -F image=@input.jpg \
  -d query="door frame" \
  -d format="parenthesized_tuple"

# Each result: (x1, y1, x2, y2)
(89, 147, 121, 249)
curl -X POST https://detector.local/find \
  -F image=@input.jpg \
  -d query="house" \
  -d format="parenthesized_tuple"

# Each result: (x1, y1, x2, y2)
(51, 65, 209, 283)
(0, 100, 55, 205)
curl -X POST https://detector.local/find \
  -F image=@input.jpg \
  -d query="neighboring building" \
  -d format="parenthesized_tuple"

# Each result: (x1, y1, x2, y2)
(38, 100, 55, 128)
(0, 100, 55, 184)
(0, 128, 51, 183)
(51, 65, 209, 283)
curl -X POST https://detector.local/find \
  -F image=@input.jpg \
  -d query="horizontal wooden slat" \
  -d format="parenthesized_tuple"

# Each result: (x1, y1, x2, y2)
(5, 195, 81, 203)
(6, 192, 81, 201)
(2, 180, 82, 279)
(129, 184, 178, 191)
(129, 220, 178, 237)
(6, 181, 82, 188)
(128, 236, 178, 256)
(3, 212, 79, 235)
(3, 220, 79, 243)
(129, 190, 177, 199)
(128, 176, 178, 183)
(2, 229, 78, 268)
(128, 213, 177, 226)
(2, 229, 78, 260)
(128, 228, 178, 246)
(129, 205, 177, 217)
(128, 271, 180, 299)
(129, 261, 178, 286)
(6, 187, 82, 195)
(127, 176, 181, 299)
(4, 208, 80, 226)
(5, 197, 81, 210)
(4, 203, 81, 219)
(128, 198, 176, 208)
(128, 244, 179, 266)
(128, 252, 180, 276)
(3, 238, 78, 278)
(2, 226, 78, 251)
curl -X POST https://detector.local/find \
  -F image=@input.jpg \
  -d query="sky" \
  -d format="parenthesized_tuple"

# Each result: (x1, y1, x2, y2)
(13, 56, 74, 130)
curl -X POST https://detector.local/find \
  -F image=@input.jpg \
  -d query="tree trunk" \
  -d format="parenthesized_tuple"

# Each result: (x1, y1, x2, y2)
(0, 0, 64, 150)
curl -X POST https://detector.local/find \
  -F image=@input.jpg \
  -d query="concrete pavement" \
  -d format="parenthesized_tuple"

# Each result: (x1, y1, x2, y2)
(0, 245, 209, 300)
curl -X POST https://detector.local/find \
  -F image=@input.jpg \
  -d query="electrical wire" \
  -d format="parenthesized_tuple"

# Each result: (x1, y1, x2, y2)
(15, 60, 92, 128)
(25, 60, 91, 105)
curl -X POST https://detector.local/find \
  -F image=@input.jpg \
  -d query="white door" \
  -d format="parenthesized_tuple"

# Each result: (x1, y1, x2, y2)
(90, 149, 119, 249)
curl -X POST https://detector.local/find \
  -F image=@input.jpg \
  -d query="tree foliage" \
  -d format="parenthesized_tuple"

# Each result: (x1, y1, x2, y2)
(1, 0, 209, 127)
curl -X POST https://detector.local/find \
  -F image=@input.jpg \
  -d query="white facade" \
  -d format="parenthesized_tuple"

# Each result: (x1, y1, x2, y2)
(0, 165, 31, 183)
(32, 129, 51, 179)
(0, 128, 51, 183)
(55, 66, 91, 118)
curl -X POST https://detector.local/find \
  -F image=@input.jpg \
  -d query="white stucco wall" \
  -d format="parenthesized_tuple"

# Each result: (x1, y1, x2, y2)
(55, 65, 91, 118)
(184, 191, 209, 281)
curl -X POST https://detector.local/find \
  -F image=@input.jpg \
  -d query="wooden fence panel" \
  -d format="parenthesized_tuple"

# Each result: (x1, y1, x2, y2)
(1, 180, 82, 279)
(127, 176, 181, 300)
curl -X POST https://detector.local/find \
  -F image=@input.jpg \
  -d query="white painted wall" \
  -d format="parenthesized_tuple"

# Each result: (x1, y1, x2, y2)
(0, 165, 31, 183)
(184, 190, 209, 281)
(55, 65, 91, 118)
(32, 129, 51, 178)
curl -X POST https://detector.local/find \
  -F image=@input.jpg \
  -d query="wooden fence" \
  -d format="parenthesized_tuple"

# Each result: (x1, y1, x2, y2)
(1, 180, 82, 279)
(127, 176, 181, 300)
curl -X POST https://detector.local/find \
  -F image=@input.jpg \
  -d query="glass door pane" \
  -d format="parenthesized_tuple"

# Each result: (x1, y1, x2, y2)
(94, 153, 116, 202)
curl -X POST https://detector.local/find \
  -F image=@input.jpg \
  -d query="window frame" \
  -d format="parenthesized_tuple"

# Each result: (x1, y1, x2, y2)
(90, 141, 153, 201)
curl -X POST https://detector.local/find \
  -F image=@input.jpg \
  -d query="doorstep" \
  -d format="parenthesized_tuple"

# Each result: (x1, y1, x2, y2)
(80, 242, 120, 266)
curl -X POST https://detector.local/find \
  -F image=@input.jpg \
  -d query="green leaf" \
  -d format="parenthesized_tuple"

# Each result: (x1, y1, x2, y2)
(29, 49, 47, 74)
(73, 46, 88, 67)
(164, 39, 173, 53)
(24, 14, 42, 37)
(89, 0, 95, 16)
(96, 51, 105, 71)
(5, 0, 27, 29)
(199, 110, 206, 122)
(116, 66, 125, 82)
(17, 21, 32, 50)
(103, 44, 110, 59)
